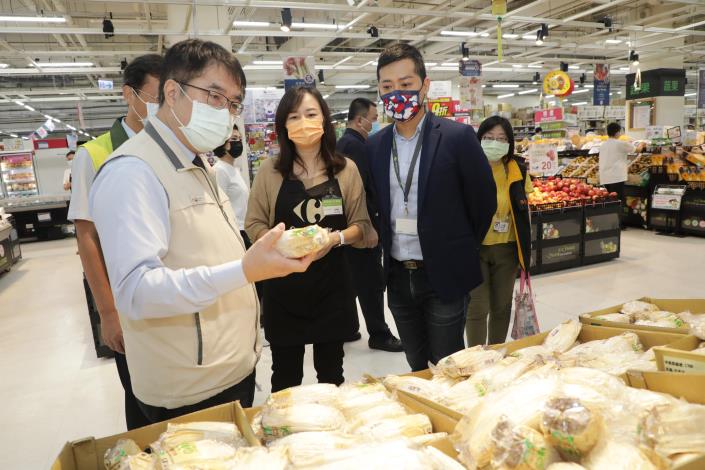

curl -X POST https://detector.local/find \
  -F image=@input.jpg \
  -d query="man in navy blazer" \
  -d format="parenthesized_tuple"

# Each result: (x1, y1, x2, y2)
(366, 43, 496, 371)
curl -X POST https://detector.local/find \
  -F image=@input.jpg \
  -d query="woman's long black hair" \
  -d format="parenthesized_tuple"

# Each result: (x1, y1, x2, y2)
(274, 86, 346, 178)
(477, 115, 515, 164)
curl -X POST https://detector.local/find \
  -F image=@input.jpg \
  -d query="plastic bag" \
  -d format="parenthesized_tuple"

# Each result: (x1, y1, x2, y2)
(640, 403, 705, 457)
(592, 313, 632, 323)
(582, 438, 661, 470)
(274, 225, 328, 258)
(382, 375, 447, 400)
(433, 345, 504, 379)
(156, 439, 237, 468)
(621, 300, 659, 316)
(226, 446, 289, 469)
(105, 439, 142, 470)
(439, 378, 487, 415)
(541, 397, 602, 460)
(352, 413, 433, 440)
(678, 311, 705, 339)
(345, 401, 408, 432)
(543, 320, 582, 353)
(491, 417, 560, 470)
(267, 431, 363, 467)
(292, 440, 433, 470)
(266, 383, 340, 409)
(117, 453, 156, 470)
(511, 270, 540, 339)
(162, 422, 246, 448)
(260, 403, 345, 440)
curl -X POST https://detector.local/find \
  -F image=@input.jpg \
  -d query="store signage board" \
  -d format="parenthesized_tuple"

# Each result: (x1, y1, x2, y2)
(528, 143, 559, 176)
(626, 68, 686, 100)
(459, 60, 482, 77)
(283, 56, 317, 91)
(646, 126, 666, 140)
(458, 76, 483, 109)
(428, 99, 458, 117)
(534, 107, 563, 123)
(98, 79, 113, 90)
(428, 80, 452, 100)
(667, 126, 682, 144)
(2, 138, 23, 151)
(652, 186, 687, 211)
(593, 64, 610, 106)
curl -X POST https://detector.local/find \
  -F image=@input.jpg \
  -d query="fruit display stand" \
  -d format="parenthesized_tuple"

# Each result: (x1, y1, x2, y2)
(583, 200, 621, 264)
(648, 184, 687, 234)
(680, 186, 705, 235)
(533, 202, 583, 273)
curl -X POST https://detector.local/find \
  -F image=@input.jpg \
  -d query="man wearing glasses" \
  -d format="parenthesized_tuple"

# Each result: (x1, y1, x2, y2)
(89, 39, 315, 422)
(69, 53, 163, 430)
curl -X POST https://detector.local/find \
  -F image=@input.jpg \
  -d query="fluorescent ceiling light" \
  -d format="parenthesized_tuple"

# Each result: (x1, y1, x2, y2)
(9, 133, 18, 137)
(619, 66, 630, 71)
(518, 89, 538, 95)
(332, 56, 352, 68)
(0, 63, 8, 68)
(0, 15, 65, 23)
(66, 124, 76, 130)
(252, 60, 281, 65)
(432, 66, 458, 71)
(584, 84, 594, 88)
(492, 84, 519, 88)
(512, 64, 523, 68)
(685, 92, 697, 97)
(572, 88, 590, 94)
(233, 20, 271, 27)
(549, 101, 556, 105)
(21, 136, 28, 140)
(480, 32, 490, 38)
(335, 84, 370, 89)
(522, 35, 535, 40)
(502, 33, 519, 39)
(675, 19, 705, 32)
(605, 39, 622, 44)
(528, 65, 543, 69)
(13, 100, 24, 106)
(482, 85, 486, 88)
(441, 62, 457, 67)
(483, 67, 514, 72)
(322, 94, 330, 99)
(23, 105, 35, 111)
(441, 30, 477, 37)
(569, 65, 580, 70)
(291, 22, 338, 30)
(32, 62, 94, 67)
(545, 94, 555, 98)
(498, 93, 515, 99)
(572, 101, 588, 105)
(243, 65, 282, 70)
(425, 62, 438, 67)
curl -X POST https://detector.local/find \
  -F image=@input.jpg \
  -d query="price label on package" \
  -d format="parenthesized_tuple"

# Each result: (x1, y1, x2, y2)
(528, 143, 559, 176)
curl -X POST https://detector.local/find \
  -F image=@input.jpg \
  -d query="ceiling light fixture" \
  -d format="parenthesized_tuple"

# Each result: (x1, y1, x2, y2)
(605, 39, 622, 44)
(0, 15, 65, 23)
(685, 92, 697, 97)
(31, 62, 94, 67)
(512, 64, 523, 68)
(441, 30, 478, 37)
(480, 32, 490, 38)
(233, 20, 271, 27)
(253, 60, 282, 65)
(291, 22, 338, 30)
(0, 63, 9, 68)
(522, 34, 535, 41)
(103, 13, 114, 39)
(367, 25, 379, 38)
(280, 8, 292, 32)
(518, 89, 538, 95)
(243, 65, 282, 70)
(323, 94, 331, 99)
(569, 65, 580, 70)
(502, 33, 519, 39)
(492, 84, 519, 88)
(23, 105, 35, 112)
(318, 70, 325, 84)
(572, 88, 590, 94)
(572, 101, 588, 106)
(629, 50, 639, 66)
(460, 42, 470, 62)
(66, 125, 76, 131)
(497, 93, 515, 99)
(9, 133, 18, 137)
(536, 30, 544, 46)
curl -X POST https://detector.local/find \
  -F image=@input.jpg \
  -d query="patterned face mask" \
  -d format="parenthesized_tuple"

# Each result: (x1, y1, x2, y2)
(381, 89, 422, 122)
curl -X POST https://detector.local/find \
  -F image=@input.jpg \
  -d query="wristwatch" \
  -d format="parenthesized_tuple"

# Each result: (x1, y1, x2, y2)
(337, 230, 345, 247)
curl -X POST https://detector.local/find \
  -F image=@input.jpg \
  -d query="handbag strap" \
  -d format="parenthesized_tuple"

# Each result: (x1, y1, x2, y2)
(519, 269, 527, 294)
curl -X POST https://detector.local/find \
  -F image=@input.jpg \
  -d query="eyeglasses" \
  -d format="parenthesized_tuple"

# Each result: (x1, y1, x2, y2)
(482, 136, 509, 144)
(178, 82, 244, 116)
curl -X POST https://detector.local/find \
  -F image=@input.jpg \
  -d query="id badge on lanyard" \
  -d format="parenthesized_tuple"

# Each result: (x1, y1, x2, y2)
(493, 216, 510, 233)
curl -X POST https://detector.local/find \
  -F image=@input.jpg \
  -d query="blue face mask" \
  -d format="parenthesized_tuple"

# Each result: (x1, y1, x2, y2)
(362, 117, 381, 137)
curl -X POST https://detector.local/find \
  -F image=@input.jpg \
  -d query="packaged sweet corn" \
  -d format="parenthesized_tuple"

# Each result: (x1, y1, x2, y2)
(267, 383, 340, 409)
(433, 345, 504, 379)
(491, 417, 560, 470)
(260, 403, 346, 440)
(541, 397, 602, 460)
(640, 403, 705, 457)
(543, 320, 582, 353)
(352, 413, 433, 440)
(104, 439, 142, 470)
(267, 431, 363, 467)
(274, 224, 328, 258)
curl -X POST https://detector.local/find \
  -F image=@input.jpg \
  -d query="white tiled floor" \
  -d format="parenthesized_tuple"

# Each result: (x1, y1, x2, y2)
(1, 229, 704, 468)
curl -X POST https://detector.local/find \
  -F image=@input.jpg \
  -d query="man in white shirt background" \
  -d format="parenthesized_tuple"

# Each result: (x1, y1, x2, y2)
(62, 150, 75, 191)
(68, 53, 163, 430)
(213, 123, 250, 246)
(90, 39, 314, 422)
(599, 122, 633, 229)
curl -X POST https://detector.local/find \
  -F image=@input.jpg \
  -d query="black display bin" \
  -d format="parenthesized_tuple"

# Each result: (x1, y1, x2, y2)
(583, 229, 621, 265)
(680, 188, 705, 237)
(540, 236, 582, 273)
(623, 184, 649, 228)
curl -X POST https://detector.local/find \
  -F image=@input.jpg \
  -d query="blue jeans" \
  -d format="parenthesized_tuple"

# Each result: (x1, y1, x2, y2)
(387, 261, 468, 371)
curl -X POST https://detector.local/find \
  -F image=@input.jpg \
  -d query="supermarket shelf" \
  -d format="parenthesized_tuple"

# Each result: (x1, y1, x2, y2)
(1, 167, 34, 174)
(3, 179, 36, 184)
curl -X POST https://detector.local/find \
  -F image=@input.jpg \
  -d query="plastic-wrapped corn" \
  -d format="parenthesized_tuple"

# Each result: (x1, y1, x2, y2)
(430, 374, 463, 389)
(421, 446, 468, 470)
(452, 376, 560, 469)
(105, 439, 142, 470)
(469, 357, 540, 394)
(226, 447, 289, 469)
(345, 401, 408, 432)
(491, 417, 560, 470)
(339, 390, 392, 418)
(439, 377, 487, 415)
(678, 311, 705, 339)
(352, 413, 432, 440)
(260, 403, 345, 440)
(382, 375, 446, 401)
(640, 403, 705, 457)
(541, 397, 602, 460)
(156, 439, 237, 469)
(267, 431, 363, 467)
(634, 314, 684, 329)
(434, 345, 504, 379)
(560, 332, 642, 363)
(509, 345, 555, 360)
(409, 432, 449, 447)
(543, 320, 582, 353)
(546, 464, 587, 470)
(266, 383, 340, 409)
(162, 422, 246, 448)
(275, 225, 328, 258)
(117, 453, 156, 470)
(592, 313, 631, 323)
(621, 300, 659, 316)
(582, 439, 661, 470)
(632, 310, 680, 323)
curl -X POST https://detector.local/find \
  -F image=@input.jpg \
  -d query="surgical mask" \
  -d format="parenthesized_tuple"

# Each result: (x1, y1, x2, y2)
(287, 117, 324, 147)
(481, 139, 509, 162)
(361, 117, 380, 137)
(381, 89, 423, 122)
(229, 140, 244, 158)
(131, 87, 159, 123)
(146, 102, 159, 119)
(171, 84, 235, 153)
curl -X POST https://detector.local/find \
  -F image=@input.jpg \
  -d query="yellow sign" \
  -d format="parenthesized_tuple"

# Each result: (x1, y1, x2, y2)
(543, 70, 572, 96)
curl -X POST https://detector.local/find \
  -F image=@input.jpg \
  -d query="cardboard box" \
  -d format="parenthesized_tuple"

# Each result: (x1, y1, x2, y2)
(579, 297, 705, 334)
(653, 334, 705, 374)
(626, 369, 705, 405)
(52, 402, 259, 470)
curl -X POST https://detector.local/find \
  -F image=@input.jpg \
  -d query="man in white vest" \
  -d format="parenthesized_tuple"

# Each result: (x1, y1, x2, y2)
(89, 39, 314, 422)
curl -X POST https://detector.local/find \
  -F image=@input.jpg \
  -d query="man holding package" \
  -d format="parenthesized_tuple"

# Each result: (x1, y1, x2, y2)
(89, 39, 314, 422)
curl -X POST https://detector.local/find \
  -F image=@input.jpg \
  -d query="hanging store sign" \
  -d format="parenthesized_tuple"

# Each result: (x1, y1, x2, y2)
(283, 56, 317, 91)
(428, 80, 453, 100)
(626, 68, 685, 100)
(534, 107, 564, 124)
(428, 99, 459, 118)
(98, 79, 114, 90)
(593, 64, 610, 106)
(543, 70, 573, 99)
(459, 76, 483, 110)
(528, 143, 559, 176)
(459, 60, 482, 77)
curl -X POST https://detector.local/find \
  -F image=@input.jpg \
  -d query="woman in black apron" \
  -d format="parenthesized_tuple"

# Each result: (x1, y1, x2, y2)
(245, 86, 375, 392)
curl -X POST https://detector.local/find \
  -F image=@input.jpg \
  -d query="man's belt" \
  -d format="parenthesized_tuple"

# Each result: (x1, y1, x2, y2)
(396, 259, 425, 270)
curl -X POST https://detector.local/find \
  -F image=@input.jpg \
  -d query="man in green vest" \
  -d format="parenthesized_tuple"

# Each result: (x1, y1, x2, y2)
(68, 53, 163, 430)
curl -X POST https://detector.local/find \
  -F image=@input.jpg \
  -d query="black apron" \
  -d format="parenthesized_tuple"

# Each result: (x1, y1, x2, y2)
(263, 175, 357, 346)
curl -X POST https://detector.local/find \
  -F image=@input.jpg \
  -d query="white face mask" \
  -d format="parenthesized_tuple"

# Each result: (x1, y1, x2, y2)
(146, 102, 159, 119)
(171, 84, 235, 153)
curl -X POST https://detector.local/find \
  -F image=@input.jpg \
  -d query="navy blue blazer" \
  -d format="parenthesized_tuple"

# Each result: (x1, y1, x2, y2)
(366, 113, 497, 302)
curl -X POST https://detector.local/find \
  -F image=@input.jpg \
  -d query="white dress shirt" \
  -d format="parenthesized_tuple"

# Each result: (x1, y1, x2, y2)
(68, 118, 136, 222)
(599, 138, 633, 185)
(390, 114, 426, 261)
(213, 159, 250, 228)
(88, 116, 248, 321)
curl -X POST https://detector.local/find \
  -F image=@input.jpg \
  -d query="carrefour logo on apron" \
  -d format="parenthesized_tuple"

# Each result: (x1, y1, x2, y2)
(294, 195, 343, 224)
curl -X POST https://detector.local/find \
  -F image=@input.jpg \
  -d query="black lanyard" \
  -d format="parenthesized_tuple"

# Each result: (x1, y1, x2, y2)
(391, 126, 425, 215)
